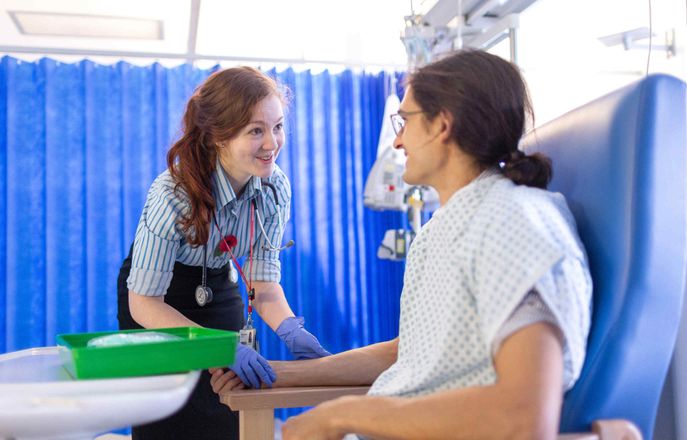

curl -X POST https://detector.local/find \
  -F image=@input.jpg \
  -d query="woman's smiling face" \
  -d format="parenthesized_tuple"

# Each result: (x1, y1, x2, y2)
(218, 94, 285, 193)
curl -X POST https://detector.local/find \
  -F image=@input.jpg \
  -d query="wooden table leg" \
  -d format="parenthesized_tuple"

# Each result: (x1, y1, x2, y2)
(239, 408, 275, 440)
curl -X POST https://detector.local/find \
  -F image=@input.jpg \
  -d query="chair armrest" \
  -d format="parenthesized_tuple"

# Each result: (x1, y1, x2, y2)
(557, 434, 598, 440)
(557, 419, 643, 440)
(592, 419, 642, 439)
(220, 386, 370, 411)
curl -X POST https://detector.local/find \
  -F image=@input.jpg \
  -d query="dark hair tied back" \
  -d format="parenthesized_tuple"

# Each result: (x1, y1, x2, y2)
(500, 150, 552, 189)
(499, 150, 525, 164)
(409, 49, 554, 189)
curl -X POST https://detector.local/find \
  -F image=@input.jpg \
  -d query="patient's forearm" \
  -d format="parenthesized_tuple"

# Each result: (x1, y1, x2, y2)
(281, 323, 564, 440)
(271, 338, 398, 387)
(319, 383, 551, 440)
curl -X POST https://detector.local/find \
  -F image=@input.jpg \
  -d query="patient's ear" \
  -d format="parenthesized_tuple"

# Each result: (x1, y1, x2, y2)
(437, 109, 454, 143)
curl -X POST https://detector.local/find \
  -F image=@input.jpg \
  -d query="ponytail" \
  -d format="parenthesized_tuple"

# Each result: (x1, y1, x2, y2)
(500, 150, 552, 189)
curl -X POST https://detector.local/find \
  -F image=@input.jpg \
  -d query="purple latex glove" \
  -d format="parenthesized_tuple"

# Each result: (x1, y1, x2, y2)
(276, 316, 331, 360)
(229, 343, 277, 388)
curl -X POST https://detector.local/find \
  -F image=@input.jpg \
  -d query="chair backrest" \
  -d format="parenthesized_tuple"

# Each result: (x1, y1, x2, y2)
(521, 74, 687, 439)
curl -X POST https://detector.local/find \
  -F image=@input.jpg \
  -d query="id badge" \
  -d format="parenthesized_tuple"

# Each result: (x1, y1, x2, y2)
(239, 327, 259, 352)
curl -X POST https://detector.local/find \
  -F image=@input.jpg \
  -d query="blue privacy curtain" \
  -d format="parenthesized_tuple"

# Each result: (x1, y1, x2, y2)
(0, 56, 406, 362)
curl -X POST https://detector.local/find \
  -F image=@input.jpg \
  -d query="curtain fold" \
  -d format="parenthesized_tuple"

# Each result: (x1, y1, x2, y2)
(0, 57, 406, 368)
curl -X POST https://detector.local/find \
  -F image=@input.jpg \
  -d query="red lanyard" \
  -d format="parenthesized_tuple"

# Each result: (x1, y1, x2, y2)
(213, 200, 256, 313)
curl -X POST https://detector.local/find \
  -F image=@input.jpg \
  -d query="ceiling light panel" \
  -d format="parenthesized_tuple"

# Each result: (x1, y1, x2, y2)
(0, 0, 189, 54)
(10, 11, 162, 40)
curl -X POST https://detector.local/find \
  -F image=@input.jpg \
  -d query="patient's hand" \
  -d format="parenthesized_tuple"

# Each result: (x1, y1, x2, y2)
(282, 396, 358, 440)
(208, 368, 245, 394)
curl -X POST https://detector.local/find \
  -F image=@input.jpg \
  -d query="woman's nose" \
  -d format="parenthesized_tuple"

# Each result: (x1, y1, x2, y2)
(393, 132, 403, 150)
(265, 134, 279, 150)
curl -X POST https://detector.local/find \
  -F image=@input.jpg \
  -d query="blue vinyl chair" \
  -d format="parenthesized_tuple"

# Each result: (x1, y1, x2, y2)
(522, 73, 687, 439)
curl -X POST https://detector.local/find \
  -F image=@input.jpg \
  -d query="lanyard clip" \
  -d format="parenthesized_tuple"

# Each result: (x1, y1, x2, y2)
(240, 287, 258, 351)
(246, 288, 256, 320)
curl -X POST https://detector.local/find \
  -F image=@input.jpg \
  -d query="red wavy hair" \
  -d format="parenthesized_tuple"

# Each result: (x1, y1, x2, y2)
(166, 67, 284, 246)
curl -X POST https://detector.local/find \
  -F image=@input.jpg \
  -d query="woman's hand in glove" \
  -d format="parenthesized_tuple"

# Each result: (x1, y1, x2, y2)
(276, 316, 332, 360)
(227, 343, 277, 389)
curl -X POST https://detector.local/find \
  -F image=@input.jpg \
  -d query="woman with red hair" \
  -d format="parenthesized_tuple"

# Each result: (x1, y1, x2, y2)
(117, 66, 329, 440)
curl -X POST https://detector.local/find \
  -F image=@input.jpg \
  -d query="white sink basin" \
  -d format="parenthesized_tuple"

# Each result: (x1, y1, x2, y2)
(0, 347, 199, 440)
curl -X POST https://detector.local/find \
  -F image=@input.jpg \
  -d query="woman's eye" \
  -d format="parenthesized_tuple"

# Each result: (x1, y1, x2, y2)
(274, 123, 284, 132)
(249, 127, 263, 135)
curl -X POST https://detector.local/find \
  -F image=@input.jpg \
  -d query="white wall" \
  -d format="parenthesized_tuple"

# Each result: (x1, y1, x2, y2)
(516, 0, 686, 126)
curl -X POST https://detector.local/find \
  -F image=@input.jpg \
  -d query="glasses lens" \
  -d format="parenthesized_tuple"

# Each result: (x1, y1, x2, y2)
(391, 115, 403, 134)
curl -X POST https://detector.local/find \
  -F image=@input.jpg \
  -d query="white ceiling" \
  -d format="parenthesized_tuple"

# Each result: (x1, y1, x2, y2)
(0, 0, 412, 69)
(0, 0, 683, 75)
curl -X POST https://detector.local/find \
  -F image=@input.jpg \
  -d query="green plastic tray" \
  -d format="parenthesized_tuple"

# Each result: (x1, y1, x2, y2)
(56, 327, 238, 379)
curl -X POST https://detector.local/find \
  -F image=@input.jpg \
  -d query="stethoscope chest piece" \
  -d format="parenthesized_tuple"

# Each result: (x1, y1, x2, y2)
(196, 244, 213, 307)
(195, 285, 213, 307)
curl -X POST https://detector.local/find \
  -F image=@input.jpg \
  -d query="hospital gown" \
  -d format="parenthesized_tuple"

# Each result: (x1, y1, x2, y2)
(368, 168, 592, 399)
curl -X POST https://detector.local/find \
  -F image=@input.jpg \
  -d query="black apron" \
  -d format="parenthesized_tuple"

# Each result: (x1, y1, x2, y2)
(117, 245, 244, 440)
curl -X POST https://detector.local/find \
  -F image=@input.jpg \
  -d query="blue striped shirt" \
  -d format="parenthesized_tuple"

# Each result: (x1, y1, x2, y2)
(127, 160, 291, 296)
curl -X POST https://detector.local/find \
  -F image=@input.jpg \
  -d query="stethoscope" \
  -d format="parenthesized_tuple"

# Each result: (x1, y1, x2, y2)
(194, 180, 294, 308)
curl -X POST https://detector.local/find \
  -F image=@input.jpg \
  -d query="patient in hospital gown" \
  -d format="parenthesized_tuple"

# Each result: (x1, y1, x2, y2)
(211, 49, 593, 440)
(368, 168, 591, 400)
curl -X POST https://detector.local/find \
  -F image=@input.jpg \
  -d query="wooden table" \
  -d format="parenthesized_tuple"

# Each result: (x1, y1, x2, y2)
(220, 386, 369, 440)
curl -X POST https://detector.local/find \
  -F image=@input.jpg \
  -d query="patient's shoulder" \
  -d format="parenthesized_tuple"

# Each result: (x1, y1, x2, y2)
(475, 179, 584, 258)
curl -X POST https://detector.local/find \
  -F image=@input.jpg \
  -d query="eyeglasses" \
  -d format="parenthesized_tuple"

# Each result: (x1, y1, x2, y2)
(389, 111, 425, 135)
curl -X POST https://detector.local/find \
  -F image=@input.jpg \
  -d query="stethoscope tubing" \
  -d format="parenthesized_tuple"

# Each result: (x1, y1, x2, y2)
(197, 180, 292, 306)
